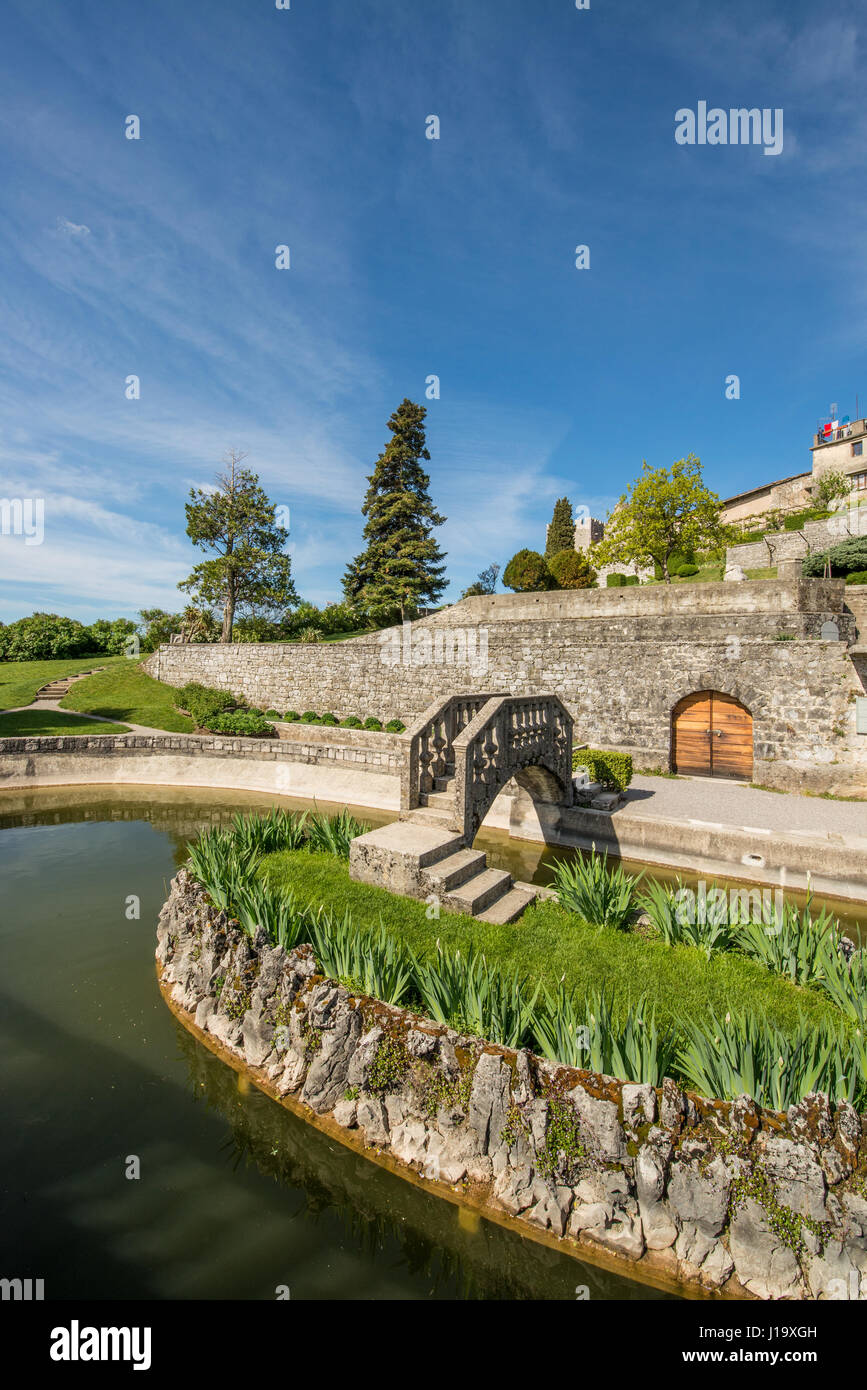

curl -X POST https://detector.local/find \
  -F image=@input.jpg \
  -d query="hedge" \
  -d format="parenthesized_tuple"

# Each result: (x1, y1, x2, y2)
(846, 571, 867, 585)
(572, 747, 634, 792)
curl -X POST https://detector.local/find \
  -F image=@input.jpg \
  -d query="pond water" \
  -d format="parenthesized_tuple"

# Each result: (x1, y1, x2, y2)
(0, 784, 672, 1302)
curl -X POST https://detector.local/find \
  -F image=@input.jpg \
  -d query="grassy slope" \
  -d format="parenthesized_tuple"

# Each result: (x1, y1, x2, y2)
(260, 850, 842, 1036)
(0, 654, 121, 710)
(60, 659, 194, 732)
(0, 709, 131, 737)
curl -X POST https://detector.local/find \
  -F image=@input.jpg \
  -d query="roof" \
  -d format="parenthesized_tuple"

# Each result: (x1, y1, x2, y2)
(721, 471, 812, 508)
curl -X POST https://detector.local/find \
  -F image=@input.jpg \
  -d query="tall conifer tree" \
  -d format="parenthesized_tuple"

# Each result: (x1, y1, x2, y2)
(545, 496, 575, 558)
(343, 399, 447, 621)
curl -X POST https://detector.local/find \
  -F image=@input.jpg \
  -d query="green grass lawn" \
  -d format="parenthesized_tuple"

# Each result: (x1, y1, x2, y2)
(0, 709, 131, 737)
(60, 658, 194, 732)
(0, 654, 120, 710)
(259, 849, 843, 1036)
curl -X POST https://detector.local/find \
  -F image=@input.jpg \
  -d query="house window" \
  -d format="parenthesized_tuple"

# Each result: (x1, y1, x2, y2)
(852, 470, 867, 491)
(852, 441, 863, 457)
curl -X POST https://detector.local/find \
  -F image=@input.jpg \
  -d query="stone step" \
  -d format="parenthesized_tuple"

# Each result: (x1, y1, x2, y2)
(420, 847, 488, 892)
(398, 806, 458, 830)
(475, 885, 539, 925)
(443, 867, 513, 915)
(420, 789, 456, 810)
(433, 775, 455, 792)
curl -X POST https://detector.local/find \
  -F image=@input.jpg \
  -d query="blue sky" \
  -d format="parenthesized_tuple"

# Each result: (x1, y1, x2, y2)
(0, 0, 864, 622)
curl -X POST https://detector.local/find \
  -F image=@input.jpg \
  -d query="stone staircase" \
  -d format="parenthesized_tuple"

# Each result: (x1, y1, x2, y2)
(349, 819, 538, 924)
(33, 669, 103, 702)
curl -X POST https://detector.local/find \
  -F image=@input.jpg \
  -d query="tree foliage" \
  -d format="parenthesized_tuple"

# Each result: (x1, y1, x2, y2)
(502, 549, 555, 592)
(0, 612, 136, 660)
(548, 548, 596, 589)
(460, 562, 500, 598)
(179, 450, 298, 642)
(593, 455, 723, 582)
(545, 497, 575, 559)
(342, 399, 447, 622)
(814, 470, 855, 507)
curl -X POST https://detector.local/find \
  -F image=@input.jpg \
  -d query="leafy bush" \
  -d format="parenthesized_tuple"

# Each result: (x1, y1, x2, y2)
(283, 710, 300, 721)
(550, 849, 641, 929)
(363, 716, 383, 730)
(803, 536, 867, 578)
(340, 715, 363, 727)
(299, 627, 323, 643)
(384, 718, 406, 732)
(173, 681, 238, 728)
(674, 563, 699, 577)
(319, 712, 339, 725)
(548, 548, 596, 589)
(300, 710, 319, 723)
(782, 507, 830, 531)
(606, 573, 639, 587)
(205, 709, 275, 737)
(265, 708, 280, 718)
(502, 549, 555, 593)
(572, 748, 633, 791)
(0, 612, 94, 661)
(846, 570, 867, 585)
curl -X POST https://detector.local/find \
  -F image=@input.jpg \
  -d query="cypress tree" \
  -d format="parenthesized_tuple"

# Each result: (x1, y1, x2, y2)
(545, 496, 576, 558)
(343, 399, 447, 622)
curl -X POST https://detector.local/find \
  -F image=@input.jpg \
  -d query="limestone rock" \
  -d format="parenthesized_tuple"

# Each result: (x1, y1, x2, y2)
(567, 1085, 625, 1162)
(729, 1197, 804, 1300)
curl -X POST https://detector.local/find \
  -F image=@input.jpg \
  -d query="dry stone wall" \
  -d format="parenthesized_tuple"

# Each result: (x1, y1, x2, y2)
(157, 870, 867, 1300)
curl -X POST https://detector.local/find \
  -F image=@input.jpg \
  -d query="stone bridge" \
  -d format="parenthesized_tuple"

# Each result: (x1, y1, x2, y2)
(349, 693, 574, 923)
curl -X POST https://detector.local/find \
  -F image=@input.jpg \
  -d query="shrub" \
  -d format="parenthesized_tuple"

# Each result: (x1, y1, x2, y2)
(299, 627, 323, 643)
(846, 570, 867, 585)
(300, 710, 319, 723)
(548, 548, 596, 590)
(205, 709, 275, 737)
(174, 681, 239, 728)
(265, 708, 280, 718)
(384, 718, 406, 732)
(502, 549, 555, 593)
(363, 716, 383, 731)
(550, 849, 641, 930)
(319, 712, 339, 725)
(606, 573, 627, 587)
(340, 715, 363, 727)
(0, 612, 94, 661)
(572, 748, 633, 791)
(675, 563, 699, 577)
(803, 536, 867, 578)
(283, 710, 300, 722)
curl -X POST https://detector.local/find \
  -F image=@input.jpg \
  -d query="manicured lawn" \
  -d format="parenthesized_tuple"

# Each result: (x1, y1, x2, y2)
(0, 654, 118, 710)
(60, 659, 194, 732)
(0, 709, 131, 737)
(259, 850, 843, 1036)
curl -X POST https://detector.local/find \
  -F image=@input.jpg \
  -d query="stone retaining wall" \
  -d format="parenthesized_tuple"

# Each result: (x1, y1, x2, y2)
(142, 580, 867, 792)
(157, 870, 867, 1300)
(0, 729, 404, 809)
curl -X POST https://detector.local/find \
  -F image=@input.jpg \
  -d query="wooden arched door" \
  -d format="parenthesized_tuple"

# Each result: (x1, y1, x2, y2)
(672, 691, 753, 780)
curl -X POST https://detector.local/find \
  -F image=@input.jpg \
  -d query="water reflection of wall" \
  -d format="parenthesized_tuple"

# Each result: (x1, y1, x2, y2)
(173, 1021, 666, 1303)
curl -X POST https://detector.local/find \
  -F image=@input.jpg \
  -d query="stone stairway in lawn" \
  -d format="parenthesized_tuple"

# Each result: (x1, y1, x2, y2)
(349, 818, 538, 924)
(32, 669, 104, 703)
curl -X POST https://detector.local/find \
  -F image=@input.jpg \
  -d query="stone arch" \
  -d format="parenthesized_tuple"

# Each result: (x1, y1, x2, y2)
(468, 759, 570, 844)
